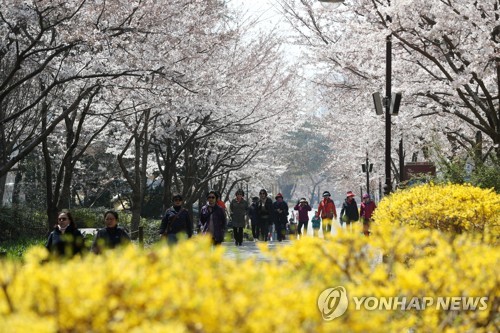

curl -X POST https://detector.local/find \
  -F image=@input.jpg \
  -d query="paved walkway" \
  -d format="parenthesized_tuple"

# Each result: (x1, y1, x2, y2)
(222, 220, 373, 262)
(222, 239, 293, 262)
(222, 220, 342, 262)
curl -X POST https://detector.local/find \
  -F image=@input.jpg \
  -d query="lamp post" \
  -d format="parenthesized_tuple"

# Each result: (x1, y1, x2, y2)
(384, 33, 393, 196)
(361, 151, 373, 195)
(319, 0, 399, 196)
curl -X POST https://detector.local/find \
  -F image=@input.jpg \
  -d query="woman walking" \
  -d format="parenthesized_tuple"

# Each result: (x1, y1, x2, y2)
(294, 198, 311, 238)
(200, 190, 227, 245)
(339, 191, 359, 232)
(46, 210, 84, 258)
(229, 189, 249, 246)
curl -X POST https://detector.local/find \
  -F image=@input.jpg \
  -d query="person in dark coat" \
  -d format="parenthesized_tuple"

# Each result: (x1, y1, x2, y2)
(229, 189, 249, 246)
(159, 193, 193, 244)
(46, 210, 84, 258)
(248, 196, 259, 241)
(273, 193, 289, 242)
(91, 210, 131, 254)
(340, 191, 359, 232)
(199, 190, 227, 245)
(256, 189, 273, 241)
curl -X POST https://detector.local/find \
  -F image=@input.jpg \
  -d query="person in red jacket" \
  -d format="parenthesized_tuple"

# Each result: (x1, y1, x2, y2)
(317, 191, 337, 238)
(359, 193, 376, 236)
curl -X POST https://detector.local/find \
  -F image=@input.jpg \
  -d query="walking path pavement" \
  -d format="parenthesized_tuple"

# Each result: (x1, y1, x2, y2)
(221, 218, 382, 264)
(221, 219, 355, 262)
(222, 239, 292, 262)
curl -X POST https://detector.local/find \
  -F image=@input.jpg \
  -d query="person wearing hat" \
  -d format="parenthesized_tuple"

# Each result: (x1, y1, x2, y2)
(273, 193, 289, 242)
(318, 191, 337, 237)
(339, 191, 360, 231)
(360, 193, 376, 236)
(159, 193, 193, 244)
(229, 189, 249, 246)
(248, 196, 260, 241)
(294, 198, 311, 239)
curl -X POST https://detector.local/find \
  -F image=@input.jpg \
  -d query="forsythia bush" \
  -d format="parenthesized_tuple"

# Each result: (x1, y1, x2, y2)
(373, 183, 500, 242)
(0, 228, 498, 332)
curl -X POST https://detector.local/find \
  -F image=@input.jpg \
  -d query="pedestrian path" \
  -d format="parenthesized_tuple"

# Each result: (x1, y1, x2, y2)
(222, 221, 378, 263)
(223, 240, 292, 262)
(221, 219, 346, 262)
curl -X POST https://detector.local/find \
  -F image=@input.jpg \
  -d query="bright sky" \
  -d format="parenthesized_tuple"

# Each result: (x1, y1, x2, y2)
(229, 0, 284, 27)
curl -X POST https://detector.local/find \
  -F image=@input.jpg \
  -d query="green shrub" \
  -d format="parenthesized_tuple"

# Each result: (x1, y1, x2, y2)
(0, 206, 47, 241)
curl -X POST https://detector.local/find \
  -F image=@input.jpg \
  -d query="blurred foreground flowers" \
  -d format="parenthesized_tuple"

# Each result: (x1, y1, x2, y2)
(0, 184, 498, 332)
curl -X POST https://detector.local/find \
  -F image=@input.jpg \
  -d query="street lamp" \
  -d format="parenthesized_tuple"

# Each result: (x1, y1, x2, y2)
(319, 0, 400, 196)
(361, 151, 373, 195)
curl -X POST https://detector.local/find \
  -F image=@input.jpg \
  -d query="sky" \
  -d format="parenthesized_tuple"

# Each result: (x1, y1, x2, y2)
(229, 0, 284, 28)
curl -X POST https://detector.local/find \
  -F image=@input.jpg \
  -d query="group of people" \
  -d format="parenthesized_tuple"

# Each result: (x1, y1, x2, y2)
(45, 210, 131, 258)
(248, 189, 290, 243)
(189, 187, 376, 245)
(45, 188, 377, 257)
(188, 188, 291, 246)
(275, 190, 377, 238)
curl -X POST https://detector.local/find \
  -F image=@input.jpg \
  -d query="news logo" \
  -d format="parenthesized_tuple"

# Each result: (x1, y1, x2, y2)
(317, 286, 349, 321)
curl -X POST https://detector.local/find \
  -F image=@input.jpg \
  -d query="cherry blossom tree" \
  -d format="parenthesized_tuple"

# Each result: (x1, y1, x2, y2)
(1, 0, 302, 233)
(277, 0, 500, 193)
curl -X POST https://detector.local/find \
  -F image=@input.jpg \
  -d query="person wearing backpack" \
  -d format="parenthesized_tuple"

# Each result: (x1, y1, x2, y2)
(159, 193, 193, 244)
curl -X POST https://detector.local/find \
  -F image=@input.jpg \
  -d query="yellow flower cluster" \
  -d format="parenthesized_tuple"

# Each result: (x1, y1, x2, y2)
(373, 183, 500, 242)
(0, 226, 498, 332)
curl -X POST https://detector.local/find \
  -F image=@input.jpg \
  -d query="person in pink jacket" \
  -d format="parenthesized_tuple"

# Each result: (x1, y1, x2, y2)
(359, 193, 376, 236)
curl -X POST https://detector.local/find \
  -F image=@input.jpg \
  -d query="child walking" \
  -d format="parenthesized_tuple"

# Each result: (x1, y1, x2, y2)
(311, 211, 321, 237)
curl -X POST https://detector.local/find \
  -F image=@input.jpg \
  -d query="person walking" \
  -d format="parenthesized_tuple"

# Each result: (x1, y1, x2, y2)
(359, 193, 377, 236)
(339, 191, 360, 232)
(317, 191, 337, 238)
(248, 196, 259, 241)
(256, 189, 273, 241)
(45, 210, 84, 258)
(273, 193, 289, 242)
(199, 190, 227, 245)
(294, 198, 311, 238)
(311, 211, 321, 237)
(159, 193, 193, 244)
(229, 189, 249, 246)
(91, 210, 131, 254)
